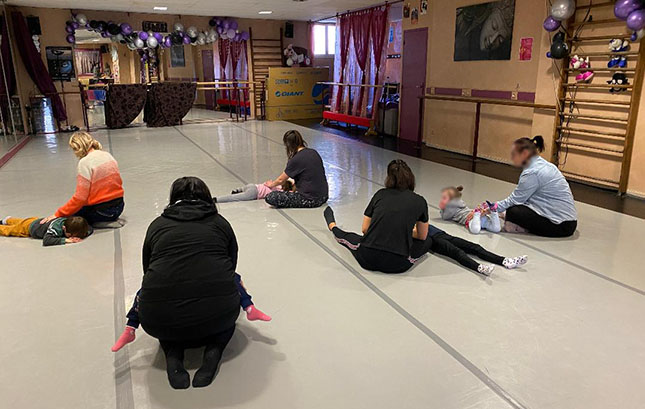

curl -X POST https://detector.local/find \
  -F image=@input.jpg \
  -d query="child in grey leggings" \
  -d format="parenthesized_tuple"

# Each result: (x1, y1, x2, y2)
(215, 180, 294, 203)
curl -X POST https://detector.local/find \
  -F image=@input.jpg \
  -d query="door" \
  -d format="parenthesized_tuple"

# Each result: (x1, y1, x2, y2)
(201, 49, 215, 109)
(399, 28, 428, 143)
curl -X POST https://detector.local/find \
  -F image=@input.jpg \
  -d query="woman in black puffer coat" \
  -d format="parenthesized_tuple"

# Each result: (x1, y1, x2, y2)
(138, 177, 240, 389)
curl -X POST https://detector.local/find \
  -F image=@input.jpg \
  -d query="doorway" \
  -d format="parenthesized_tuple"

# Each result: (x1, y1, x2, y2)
(201, 49, 215, 109)
(399, 27, 428, 143)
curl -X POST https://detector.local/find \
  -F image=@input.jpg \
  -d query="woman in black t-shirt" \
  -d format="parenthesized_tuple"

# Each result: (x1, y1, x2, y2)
(323, 160, 433, 274)
(323, 160, 524, 275)
(265, 130, 329, 208)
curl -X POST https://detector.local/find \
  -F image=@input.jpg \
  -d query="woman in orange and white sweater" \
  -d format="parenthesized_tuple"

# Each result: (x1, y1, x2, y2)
(41, 132, 124, 226)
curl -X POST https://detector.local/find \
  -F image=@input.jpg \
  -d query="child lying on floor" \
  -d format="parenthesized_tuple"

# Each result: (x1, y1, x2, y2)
(214, 180, 295, 203)
(0, 215, 91, 246)
(439, 186, 501, 234)
(419, 224, 527, 276)
(111, 273, 271, 352)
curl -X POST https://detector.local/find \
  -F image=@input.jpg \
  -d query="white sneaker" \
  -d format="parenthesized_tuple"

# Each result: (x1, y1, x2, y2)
(503, 255, 528, 269)
(1, 216, 10, 225)
(477, 264, 495, 276)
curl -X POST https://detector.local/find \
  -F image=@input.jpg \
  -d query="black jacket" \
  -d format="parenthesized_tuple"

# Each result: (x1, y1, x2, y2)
(138, 200, 240, 341)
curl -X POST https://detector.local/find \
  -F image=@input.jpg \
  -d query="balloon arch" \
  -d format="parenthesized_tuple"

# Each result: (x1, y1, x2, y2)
(64, 14, 250, 64)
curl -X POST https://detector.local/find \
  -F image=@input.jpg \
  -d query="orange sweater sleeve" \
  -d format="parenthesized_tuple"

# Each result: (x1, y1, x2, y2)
(55, 174, 91, 217)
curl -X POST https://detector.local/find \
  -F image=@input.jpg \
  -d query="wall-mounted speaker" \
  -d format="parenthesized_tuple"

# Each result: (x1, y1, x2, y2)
(285, 21, 294, 38)
(26, 16, 42, 36)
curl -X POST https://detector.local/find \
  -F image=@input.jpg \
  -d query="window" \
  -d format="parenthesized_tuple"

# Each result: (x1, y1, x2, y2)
(313, 24, 336, 56)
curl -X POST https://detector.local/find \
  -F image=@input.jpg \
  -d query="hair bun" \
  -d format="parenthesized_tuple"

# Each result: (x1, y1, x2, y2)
(531, 135, 545, 153)
(456, 185, 464, 192)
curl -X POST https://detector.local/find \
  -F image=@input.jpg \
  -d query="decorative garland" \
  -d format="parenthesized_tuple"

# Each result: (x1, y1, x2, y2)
(64, 14, 249, 50)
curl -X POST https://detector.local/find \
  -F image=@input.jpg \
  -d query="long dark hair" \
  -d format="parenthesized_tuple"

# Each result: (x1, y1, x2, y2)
(514, 135, 545, 157)
(385, 159, 415, 191)
(283, 130, 307, 159)
(168, 176, 215, 207)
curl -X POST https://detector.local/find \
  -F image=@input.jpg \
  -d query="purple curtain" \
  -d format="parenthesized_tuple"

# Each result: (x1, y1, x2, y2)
(11, 11, 67, 122)
(350, 11, 372, 115)
(0, 16, 16, 126)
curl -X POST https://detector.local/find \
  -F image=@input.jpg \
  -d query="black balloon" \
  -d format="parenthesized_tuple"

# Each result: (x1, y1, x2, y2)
(107, 23, 120, 35)
(550, 41, 569, 59)
(171, 33, 183, 45)
(553, 31, 566, 43)
(209, 18, 217, 26)
(191, 37, 197, 43)
(89, 20, 98, 29)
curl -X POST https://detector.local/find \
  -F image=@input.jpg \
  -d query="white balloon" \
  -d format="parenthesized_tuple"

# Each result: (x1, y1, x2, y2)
(173, 22, 184, 32)
(197, 32, 206, 40)
(75, 14, 87, 25)
(127, 42, 136, 50)
(551, 0, 575, 21)
(286, 57, 293, 66)
(297, 54, 304, 63)
(187, 26, 198, 38)
(134, 38, 145, 48)
(197, 37, 206, 45)
(147, 36, 159, 48)
(636, 28, 645, 41)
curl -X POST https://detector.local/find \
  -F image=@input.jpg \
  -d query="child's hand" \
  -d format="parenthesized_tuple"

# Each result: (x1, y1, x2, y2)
(40, 215, 56, 224)
(65, 237, 83, 244)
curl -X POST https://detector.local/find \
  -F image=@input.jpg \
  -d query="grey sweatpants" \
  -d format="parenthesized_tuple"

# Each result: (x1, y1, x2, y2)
(216, 184, 259, 203)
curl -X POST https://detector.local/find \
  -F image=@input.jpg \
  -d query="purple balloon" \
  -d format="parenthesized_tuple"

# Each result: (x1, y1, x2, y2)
(183, 34, 191, 44)
(121, 23, 133, 35)
(222, 20, 230, 29)
(66, 34, 75, 44)
(217, 26, 225, 34)
(241, 31, 250, 41)
(543, 16, 561, 32)
(227, 28, 236, 39)
(546, 51, 552, 58)
(65, 25, 75, 34)
(101, 31, 110, 38)
(154, 32, 163, 41)
(230, 20, 238, 30)
(164, 36, 172, 48)
(72, 22, 80, 29)
(615, 0, 643, 20)
(627, 9, 645, 31)
(138, 31, 149, 40)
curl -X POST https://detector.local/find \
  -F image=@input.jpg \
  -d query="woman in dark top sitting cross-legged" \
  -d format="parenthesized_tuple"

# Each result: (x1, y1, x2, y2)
(323, 160, 527, 275)
(264, 130, 329, 208)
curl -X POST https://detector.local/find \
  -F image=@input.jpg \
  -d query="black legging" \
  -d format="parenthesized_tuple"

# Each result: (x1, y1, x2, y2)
(265, 191, 328, 209)
(333, 228, 505, 273)
(506, 205, 577, 238)
(332, 227, 433, 274)
(430, 232, 504, 272)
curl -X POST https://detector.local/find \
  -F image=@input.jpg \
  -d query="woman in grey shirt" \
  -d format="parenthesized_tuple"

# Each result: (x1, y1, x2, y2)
(493, 136, 577, 238)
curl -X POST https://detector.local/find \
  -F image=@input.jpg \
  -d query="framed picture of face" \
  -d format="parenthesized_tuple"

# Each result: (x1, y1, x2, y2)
(454, 0, 515, 61)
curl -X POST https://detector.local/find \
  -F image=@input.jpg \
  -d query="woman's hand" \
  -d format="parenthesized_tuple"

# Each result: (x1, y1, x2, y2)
(65, 237, 83, 244)
(40, 215, 57, 224)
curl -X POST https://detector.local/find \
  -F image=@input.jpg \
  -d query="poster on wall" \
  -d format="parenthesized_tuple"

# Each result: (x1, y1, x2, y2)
(454, 0, 515, 61)
(519, 37, 533, 61)
(411, 7, 419, 25)
(46, 46, 75, 81)
(421, 0, 428, 15)
(170, 45, 185, 67)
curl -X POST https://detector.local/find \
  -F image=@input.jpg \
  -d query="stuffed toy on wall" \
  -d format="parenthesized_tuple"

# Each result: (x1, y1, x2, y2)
(570, 55, 594, 82)
(609, 38, 630, 52)
(607, 72, 629, 93)
(283, 44, 311, 67)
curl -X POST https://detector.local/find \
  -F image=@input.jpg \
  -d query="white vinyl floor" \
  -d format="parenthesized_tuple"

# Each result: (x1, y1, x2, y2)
(1, 120, 644, 409)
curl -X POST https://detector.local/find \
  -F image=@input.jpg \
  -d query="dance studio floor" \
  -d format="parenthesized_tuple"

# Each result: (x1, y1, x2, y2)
(1, 120, 644, 409)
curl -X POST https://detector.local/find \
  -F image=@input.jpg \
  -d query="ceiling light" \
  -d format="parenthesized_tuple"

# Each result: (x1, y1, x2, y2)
(258, 11, 273, 14)
(153, 6, 168, 11)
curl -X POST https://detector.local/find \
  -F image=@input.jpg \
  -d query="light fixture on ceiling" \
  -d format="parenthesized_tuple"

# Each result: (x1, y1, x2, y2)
(258, 11, 273, 14)
(153, 6, 168, 11)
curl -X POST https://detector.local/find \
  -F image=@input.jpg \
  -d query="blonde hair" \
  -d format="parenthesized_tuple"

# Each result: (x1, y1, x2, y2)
(69, 132, 102, 158)
(442, 185, 464, 200)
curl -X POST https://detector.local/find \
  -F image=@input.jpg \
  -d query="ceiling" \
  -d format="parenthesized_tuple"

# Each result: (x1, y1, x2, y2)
(7, 0, 387, 21)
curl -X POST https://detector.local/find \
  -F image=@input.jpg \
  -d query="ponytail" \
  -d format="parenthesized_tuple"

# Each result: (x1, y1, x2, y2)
(513, 135, 544, 157)
(442, 185, 463, 199)
(385, 159, 416, 191)
(69, 131, 102, 158)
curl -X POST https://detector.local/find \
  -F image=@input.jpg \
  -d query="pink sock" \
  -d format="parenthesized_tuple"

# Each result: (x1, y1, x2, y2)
(245, 305, 272, 322)
(111, 326, 136, 352)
